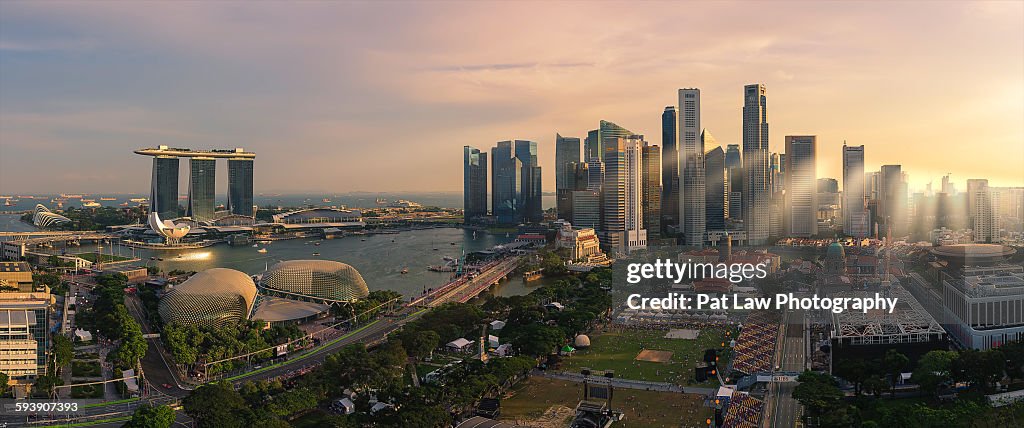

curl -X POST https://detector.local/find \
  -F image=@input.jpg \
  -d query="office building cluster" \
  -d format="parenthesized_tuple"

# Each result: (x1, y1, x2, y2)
(465, 84, 1022, 255)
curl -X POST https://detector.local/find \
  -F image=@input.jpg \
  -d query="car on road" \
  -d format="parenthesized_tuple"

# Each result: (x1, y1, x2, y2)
(161, 383, 173, 389)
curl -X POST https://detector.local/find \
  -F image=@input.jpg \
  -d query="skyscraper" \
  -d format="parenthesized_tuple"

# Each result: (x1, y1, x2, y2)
(641, 141, 661, 239)
(725, 144, 743, 222)
(678, 89, 705, 247)
(463, 146, 488, 223)
(878, 165, 908, 238)
(227, 158, 254, 217)
(967, 179, 999, 243)
(661, 106, 679, 234)
(515, 140, 542, 223)
(602, 136, 647, 255)
(842, 144, 870, 238)
(187, 158, 216, 222)
(491, 141, 519, 224)
(585, 120, 634, 163)
(151, 156, 180, 219)
(784, 136, 817, 238)
(743, 84, 770, 245)
(705, 146, 727, 231)
(555, 134, 581, 220)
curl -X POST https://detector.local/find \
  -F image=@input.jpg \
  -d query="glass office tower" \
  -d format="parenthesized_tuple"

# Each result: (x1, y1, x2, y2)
(228, 158, 254, 217)
(463, 146, 488, 223)
(187, 158, 216, 222)
(151, 156, 180, 219)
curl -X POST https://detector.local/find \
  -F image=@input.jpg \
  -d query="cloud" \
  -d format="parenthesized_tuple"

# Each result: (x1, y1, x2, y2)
(0, 1, 1021, 194)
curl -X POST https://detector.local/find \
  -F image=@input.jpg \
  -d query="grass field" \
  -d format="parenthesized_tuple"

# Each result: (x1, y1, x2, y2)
(500, 377, 711, 428)
(559, 327, 734, 386)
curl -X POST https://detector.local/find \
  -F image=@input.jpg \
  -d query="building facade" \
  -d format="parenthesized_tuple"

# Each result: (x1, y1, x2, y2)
(602, 136, 647, 255)
(678, 89, 705, 247)
(661, 106, 679, 234)
(555, 134, 581, 221)
(942, 265, 1024, 350)
(725, 144, 743, 223)
(151, 156, 180, 219)
(705, 146, 727, 232)
(641, 141, 661, 239)
(843, 144, 870, 238)
(784, 136, 817, 238)
(743, 84, 770, 245)
(227, 158, 255, 217)
(463, 146, 488, 223)
(878, 164, 908, 238)
(0, 292, 50, 381)
(187, 158, 216, 222)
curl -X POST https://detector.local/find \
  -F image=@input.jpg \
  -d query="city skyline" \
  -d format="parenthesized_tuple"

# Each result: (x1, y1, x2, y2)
(2, 1, 1023, 194)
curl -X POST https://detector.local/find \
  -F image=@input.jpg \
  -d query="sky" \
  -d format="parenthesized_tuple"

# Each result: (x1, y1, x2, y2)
(1, 1, 1022, 195)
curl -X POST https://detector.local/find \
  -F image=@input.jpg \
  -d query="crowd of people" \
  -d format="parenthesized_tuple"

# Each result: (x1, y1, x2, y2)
(729, 311, 780, 376)
(721, 390, 765, 428)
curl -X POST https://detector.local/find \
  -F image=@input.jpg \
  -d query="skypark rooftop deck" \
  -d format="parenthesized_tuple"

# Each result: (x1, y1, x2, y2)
(134, 146, 256, 158)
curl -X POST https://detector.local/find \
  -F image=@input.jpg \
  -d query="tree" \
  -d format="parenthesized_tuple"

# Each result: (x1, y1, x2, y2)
(0, 372, 8, 397)
(182, 382, 253, 428)
(34, 375, 61, 398)
(404, 330, 439, 360)
(792, 371, 843, 422)
(834, 359, 871, 396)
(883, 349, 909, 397)
(53, 334, 74, 373)
(911, 350, 957, 397)
(126, 404, 175, 428)
(863, 375, 887, 398)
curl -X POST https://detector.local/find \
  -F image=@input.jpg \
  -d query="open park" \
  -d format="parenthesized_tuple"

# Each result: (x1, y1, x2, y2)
(559, 326, 735, 386)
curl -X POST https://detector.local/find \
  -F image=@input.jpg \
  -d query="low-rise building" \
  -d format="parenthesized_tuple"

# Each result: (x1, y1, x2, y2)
(556, 225, 602, 262)
(942, 265, 1024, 350)
(0, 292, 52, 383)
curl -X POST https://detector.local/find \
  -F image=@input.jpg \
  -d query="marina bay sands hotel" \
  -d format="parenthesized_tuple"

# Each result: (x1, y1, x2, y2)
(135, 146, 255, 222)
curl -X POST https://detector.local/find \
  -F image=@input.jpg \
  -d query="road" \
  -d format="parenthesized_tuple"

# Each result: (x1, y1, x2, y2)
(766, 309, 806, 428)
(8, 256, 520, 426)
(535, 370, 716, 395)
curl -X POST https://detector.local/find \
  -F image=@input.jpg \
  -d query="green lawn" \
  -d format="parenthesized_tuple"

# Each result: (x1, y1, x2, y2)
(559, 327, 734, 386)
(70, 384, 103, 399)
(501, 376, 711, 428)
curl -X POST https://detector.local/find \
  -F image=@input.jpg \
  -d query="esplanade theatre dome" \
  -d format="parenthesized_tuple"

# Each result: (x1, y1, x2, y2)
(262, 260, 370, 302)
(158, 268, 258, 329)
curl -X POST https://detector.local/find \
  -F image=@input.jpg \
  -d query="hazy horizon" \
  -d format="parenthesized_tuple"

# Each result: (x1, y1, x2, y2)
(2, 1, 1022, 194)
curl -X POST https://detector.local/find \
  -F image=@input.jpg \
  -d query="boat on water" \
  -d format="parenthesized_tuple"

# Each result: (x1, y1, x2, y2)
(257, 248, 267, 253)
(400, 267, 409, 274)
(99, 197, 117, 201)
(322, 198, 331, 203)
(252, 244, 259, 248)
(82, 201, 101, 208)
(312, 252, 321, 257)
(129, 198, 148, 203)
(361, 238, 367, 242)
(119, 202, 129, 207)
(314, 242, 321, 246)
(61, 194, 83, 199)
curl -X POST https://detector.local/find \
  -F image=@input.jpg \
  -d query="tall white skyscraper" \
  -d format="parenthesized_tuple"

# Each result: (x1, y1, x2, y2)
(967, 179, 999, 243)
(743, 84, 770, 245)
(784, 136, 817, 238)
(678, 88, 705, 247)
(843, 144, 870, 238)
(603, 136, 647, 255)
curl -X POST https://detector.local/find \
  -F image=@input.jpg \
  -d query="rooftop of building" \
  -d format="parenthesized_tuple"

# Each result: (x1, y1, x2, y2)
(0, 262, 31, 273)
(832, 284, 944, 341)
(251, 296, 330, 322)
(134, 146, 256, 159)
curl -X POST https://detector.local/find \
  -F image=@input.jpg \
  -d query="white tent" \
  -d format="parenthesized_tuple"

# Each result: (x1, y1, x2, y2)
(446, 338, 473, 352)
(74, 329, 93, 342)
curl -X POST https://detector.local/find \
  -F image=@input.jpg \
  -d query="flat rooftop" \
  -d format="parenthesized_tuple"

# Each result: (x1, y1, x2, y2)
(252, 296, 329, 322)
(134, 147, 256, 159)
(0, 262, 31, 273)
